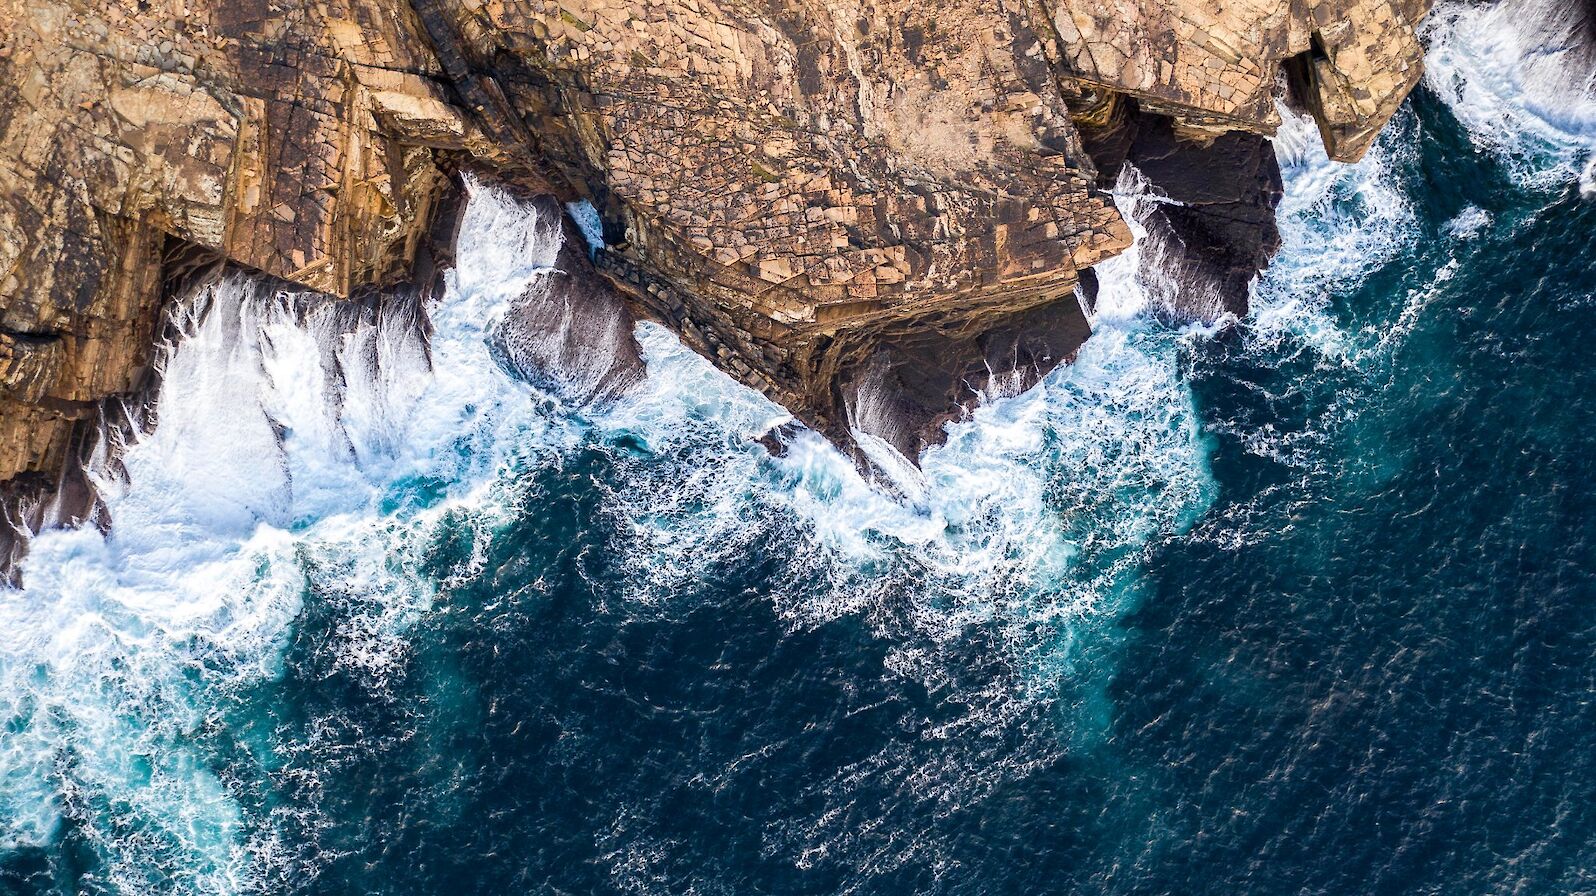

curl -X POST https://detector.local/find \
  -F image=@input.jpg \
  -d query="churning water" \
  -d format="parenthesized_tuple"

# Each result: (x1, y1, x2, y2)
(4, 5, 1596, 892)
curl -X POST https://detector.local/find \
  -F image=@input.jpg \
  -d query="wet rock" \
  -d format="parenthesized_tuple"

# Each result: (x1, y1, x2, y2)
(755, 420, 806, 458)
(492, 195, 646, 405)
(1126, 114, 1283, 321)
(0, 0, 1439, 576)
(0, 435, 112, 588)
(1065, 90, 1283, 321)
(839, 296, 1094, 463)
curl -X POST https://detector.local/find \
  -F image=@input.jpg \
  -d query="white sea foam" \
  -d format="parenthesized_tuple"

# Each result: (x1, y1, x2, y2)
(3, 166, 1223, 888)
(2, 13, 1578, 882)
(1447, 205, 1492, 238)
(592, 183, 1214, 652)
(1249, 105, 1421, 364)
(0, 176, 573, 890)
(1423, 0, 1596, 189)
(566, 199, 607, 255)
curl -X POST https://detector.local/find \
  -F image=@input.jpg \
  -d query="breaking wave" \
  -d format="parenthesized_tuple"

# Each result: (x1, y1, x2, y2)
(1423, 0, 1596, 190)
(1, 166, 1217, 889)
(4, 10, 1571, 883)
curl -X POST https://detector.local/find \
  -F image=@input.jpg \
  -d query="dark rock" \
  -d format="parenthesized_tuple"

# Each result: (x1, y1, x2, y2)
(1075, 268, 1101, 317)
(1070, 95, 1284, 321)
(491, 194, 646, 405)
(754, 420, 806, 457)
(838, 296, 1093, 465)
(0, 433, 112, 588)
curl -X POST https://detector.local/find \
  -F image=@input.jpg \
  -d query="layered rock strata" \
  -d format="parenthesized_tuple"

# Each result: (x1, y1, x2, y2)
(0, 0, 1435, 571)
(1044, 0, 1433, 162)
(0, 0, 516, 481)
(472, 0, 1135, 452)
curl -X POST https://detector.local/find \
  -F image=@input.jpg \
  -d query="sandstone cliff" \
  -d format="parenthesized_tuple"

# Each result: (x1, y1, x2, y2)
(0, 0, 1433, 574)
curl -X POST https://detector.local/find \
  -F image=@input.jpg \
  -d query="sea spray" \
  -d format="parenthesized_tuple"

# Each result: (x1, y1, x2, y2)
(1422, 0, 1596, 189)
(3, 9, 1590, 892)
(0, 177, 577, 892)
(1253, 105, 1419, 352)
(4, 166, 1227, 891)
(4, 92, 1493, 889)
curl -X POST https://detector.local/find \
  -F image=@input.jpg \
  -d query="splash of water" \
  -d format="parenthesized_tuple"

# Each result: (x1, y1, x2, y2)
(12, 9, 1577, 880)
(0, 176, 573, 891)
(3, 163, 1226, 889)
(1423, 0, 1596, 189)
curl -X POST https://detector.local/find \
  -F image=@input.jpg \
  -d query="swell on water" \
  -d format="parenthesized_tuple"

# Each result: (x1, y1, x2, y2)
(3, 2, 1592, 887)
(0, 168, 1217, 889)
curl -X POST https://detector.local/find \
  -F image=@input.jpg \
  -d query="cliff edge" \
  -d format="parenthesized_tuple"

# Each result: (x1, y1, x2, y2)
(0, 0, 1432, 573)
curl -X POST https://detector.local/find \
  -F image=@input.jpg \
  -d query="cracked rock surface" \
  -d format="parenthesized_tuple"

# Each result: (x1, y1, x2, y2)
(0, 0, 1433, 536)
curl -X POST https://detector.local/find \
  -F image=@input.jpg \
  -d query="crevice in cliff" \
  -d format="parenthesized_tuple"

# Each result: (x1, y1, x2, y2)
(1063, 88, 1283, 321)
(1282, 37, 1328, 136)
(0, 328, 63, 345)
(403, 0, 560, 194)
(826, 294, 1095, 475)
(478, 182, 647, 405)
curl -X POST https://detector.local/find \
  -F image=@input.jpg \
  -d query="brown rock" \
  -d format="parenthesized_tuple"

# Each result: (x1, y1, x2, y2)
(1042, 0, 1432, 161)
(0, 0, 1436, 576)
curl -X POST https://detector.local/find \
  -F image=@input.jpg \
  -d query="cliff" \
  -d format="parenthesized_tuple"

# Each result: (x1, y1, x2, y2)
(0, 0, 1432, 572)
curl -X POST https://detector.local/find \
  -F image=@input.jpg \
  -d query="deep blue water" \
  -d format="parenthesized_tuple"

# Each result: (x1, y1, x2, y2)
(4, 15, 1596, 895)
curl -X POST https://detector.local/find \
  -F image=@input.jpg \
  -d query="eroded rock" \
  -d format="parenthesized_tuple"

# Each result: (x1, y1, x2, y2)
(0, 0, 512, 485)
(839, 296, 1094, 463)
(0, 0, 1439, 575)
(459, 0, 1132, 438)
(492, 194, 646, 405)
(1044, 0, 1433, 161)
(1068, 90, 1284, 320)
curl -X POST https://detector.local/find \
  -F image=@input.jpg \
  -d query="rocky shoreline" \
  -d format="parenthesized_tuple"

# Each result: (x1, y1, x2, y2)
(0, 0, 1436, 577)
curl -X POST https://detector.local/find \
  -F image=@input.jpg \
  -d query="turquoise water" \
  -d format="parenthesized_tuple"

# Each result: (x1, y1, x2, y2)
(4, 7, 1596, 893)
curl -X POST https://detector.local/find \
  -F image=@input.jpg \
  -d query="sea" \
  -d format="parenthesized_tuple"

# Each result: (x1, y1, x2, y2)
(3, 4, 1594, 893)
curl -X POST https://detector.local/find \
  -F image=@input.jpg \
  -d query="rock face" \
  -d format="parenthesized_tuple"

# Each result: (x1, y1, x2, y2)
(1046, 0, 1432, 161)
(491, 192, 647, 405)
(0, 0, 513, 485)
(462, 0, 1134, 451)
(423, 0, 1428, 452)
(1069, 89, 1284, 320)
(0, 0, 1434, 569)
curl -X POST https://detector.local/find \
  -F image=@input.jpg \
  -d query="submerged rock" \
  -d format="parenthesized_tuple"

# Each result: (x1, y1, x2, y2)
(754, 419, 807, 458)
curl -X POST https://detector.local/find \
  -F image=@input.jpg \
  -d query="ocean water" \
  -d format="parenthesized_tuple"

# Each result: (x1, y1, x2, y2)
(4, 7, 1595, 893)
